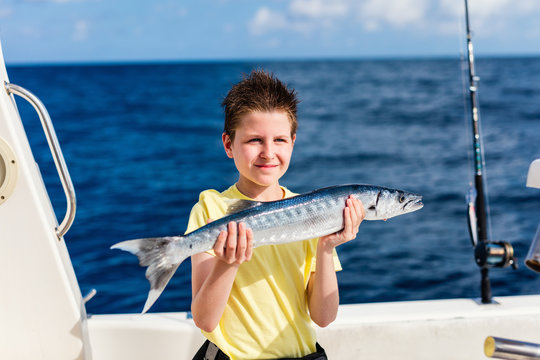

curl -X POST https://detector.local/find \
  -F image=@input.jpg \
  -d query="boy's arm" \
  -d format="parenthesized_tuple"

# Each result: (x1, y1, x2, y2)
(307, 196, 364, 327)
(191, 221, 253, 332)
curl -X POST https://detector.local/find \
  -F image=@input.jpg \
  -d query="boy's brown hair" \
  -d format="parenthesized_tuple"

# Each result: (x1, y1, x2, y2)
(222, 70, 299, 140)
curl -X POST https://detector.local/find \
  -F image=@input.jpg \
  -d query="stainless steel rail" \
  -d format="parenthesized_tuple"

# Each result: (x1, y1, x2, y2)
(485, 336, 540, 360)
(4, 82, 76, 239)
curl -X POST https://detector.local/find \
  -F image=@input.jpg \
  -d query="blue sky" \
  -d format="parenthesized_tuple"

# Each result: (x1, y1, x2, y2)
(1, 0, 539, 64)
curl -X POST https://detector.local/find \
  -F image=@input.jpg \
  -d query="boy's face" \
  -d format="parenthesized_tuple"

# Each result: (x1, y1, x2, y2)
(223, 111, 295, 194)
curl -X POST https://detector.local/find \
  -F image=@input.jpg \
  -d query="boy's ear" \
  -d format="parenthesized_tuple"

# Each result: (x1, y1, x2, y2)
(222, 132, 234, 158)
(292, 134, 296, 145)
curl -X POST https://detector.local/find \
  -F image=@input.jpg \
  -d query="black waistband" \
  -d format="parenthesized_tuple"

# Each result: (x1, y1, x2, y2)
(192, 340, 328, 360)
(275, 342, 327, 360)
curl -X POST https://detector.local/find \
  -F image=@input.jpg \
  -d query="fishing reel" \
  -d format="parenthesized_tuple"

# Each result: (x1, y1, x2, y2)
(467, 189, 517, 270)
(474, 241, 517, 269)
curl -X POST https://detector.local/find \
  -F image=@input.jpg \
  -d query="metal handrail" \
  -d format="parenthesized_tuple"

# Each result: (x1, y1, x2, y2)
(485, 336, 540, 359)
(5, 82, 76, 239)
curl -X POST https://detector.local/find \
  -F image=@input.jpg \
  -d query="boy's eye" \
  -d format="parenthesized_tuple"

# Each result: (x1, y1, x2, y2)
(248, 138, 262, 143)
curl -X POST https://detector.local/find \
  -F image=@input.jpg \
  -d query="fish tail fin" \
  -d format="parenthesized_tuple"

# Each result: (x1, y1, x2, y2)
(111, 236, 188, 314)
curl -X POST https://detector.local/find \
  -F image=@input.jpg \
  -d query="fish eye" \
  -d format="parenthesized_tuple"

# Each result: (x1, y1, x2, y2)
(368, 205, 376, 210)
(399, 194, 405, 203)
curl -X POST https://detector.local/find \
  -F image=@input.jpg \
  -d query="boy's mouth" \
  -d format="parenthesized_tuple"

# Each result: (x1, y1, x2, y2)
(255, 164, 278, 169)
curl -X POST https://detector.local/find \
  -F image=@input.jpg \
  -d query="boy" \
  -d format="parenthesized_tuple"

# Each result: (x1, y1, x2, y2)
(189, 70, 364, 359)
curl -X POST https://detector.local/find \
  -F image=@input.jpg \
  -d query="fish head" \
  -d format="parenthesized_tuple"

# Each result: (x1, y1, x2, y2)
(364, 188, 423, 220)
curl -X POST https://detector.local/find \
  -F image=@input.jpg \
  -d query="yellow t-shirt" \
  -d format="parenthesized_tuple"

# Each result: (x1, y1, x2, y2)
(186, 185, 341, 360)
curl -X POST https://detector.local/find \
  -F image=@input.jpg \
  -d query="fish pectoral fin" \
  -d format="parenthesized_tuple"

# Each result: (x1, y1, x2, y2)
(224, 199, 263, 215)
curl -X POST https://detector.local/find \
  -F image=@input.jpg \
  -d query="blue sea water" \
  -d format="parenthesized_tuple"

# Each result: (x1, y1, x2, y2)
(7, 57, 540, 315)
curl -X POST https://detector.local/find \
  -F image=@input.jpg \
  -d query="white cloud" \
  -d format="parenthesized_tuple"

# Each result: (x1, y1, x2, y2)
(442, 0, 540, 24)
(249, 0, 349, 36)
(72, 20, 89, 41)
(248, 0, 540, 40)
(249, 7, 288, 36)
(289, 0, 348, 19)
(250, 0, 430, 37)
(438, 0, 540, 38)
(359, 0, 429, 31)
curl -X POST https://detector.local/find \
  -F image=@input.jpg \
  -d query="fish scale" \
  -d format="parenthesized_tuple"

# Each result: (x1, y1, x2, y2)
(112, 184, 423, 313)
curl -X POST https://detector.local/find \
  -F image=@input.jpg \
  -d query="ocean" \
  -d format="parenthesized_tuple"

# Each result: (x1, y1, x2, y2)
(7, 57, 540, 314)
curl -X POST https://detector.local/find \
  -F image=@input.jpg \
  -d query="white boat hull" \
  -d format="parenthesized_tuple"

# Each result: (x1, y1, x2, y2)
(87, 295, 540, 360)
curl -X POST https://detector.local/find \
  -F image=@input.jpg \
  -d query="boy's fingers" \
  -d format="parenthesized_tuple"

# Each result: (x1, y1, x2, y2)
(213, 221, 254, 265)
(353, 197, 365, 222)
(349, 196, 364, 230)
(214, 230, 227, 257)
(225, 222, 237, 264)
(340, 206, 349, 239)
(236, 222, 247, 264)
(347, 199, 357, 226)
(343, 198, 361, 240)
(245, 228, 253, 261)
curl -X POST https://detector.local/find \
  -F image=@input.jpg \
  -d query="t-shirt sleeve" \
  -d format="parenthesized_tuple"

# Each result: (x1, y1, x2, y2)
(185, 201, 209, 235)
(185, 189, 226, 256)
(185, 189, 224, 235)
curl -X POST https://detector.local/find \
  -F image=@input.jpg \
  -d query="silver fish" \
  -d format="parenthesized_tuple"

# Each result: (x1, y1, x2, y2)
(112, 184, 423, 313)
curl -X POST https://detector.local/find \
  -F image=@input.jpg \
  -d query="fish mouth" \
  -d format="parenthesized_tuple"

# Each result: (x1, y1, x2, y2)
(403, 197, 424, 211)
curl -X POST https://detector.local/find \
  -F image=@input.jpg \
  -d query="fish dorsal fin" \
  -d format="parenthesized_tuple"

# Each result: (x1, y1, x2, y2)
(224, 199, 263, 215)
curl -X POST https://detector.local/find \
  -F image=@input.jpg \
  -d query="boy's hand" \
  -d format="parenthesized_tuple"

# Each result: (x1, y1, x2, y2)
(213, 221, 254, 265)
(319, 195, 365, 251)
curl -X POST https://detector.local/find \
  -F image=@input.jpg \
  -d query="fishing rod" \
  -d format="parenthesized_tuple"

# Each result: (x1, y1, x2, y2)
(463, 0, 516, 304)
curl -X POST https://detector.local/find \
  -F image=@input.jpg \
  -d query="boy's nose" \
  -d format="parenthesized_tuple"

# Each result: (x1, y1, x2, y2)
(260, 144, 275, 159)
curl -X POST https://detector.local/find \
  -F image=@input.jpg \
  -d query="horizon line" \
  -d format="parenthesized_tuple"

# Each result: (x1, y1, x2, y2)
(6, 52, 540, 68)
